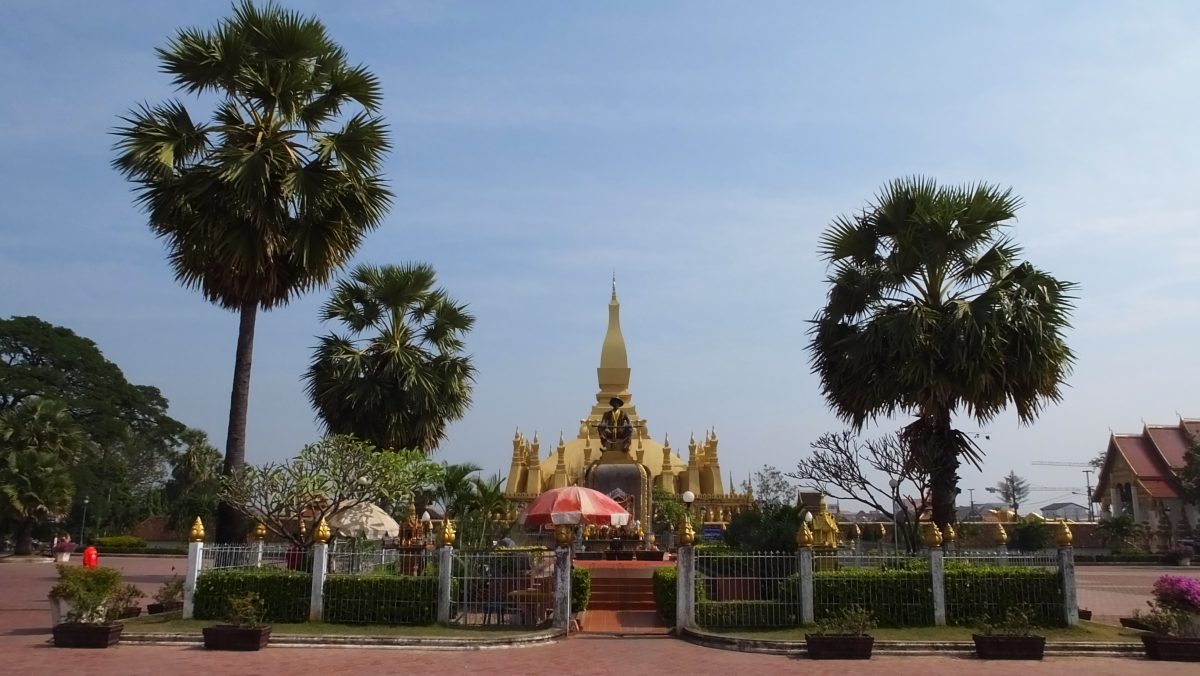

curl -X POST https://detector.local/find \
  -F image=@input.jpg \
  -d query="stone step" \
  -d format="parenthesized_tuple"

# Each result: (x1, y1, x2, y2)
(587, 600, 659, 611)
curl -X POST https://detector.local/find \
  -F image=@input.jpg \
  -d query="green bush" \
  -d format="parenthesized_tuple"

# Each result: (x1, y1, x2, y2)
(810, 569, 935, 627)
(1009, 520, 1049, 552)
(945, 566, 1064, 627)
(95, 535, 147, 549)
(322, 575, 437, 625)
(193, 569, 310, 623)
(652, 566, 704, 625)
(571, 566, 591, 612)
(697, 600, 800, 628)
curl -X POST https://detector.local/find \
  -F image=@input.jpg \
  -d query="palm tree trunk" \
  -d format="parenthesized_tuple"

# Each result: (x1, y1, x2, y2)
(927, 411, 960, 530)
(215, 300, 257, 544)
(15, 518, 34, 556)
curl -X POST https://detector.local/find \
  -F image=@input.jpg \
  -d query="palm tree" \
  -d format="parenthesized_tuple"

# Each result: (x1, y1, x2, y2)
(432, 462, 483, 519)
(0, 400, 86, 554)
(305, 263, 475, 454)
(113, 1, 391, 542)
(470, 473, 508, 548)
(808, 177, 1075, 528)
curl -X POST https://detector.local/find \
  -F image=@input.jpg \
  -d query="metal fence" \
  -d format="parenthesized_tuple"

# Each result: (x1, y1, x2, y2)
(683, 546, 1076, 631)
(201, 543, 314, 573)
(449, 549, 556, 627)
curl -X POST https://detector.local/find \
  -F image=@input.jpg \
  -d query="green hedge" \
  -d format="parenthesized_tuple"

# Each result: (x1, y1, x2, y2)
(697, 600, 800, 628)
(944, 566, 1064, 627)
(94, 535, 147, 549)
(652, 567, 705, 625)
(811, 569, 934, 627)
(322, 575, 437, 625)
(193, 569, 310, 623)
(571, 566, 591, 612)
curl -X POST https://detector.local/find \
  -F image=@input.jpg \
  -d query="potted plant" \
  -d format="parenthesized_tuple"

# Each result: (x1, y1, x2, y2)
(202, 592, 271, 651)
(805, 605, 876, 659)
(49, 565, 124, 648)
(1138, 574, 1200, 661)
(1078, 608, 1093, 621)
(53, 536, 77, 563)
(115, 584, 145, 619)
(147, 574, 184, 614)
(1165, 545, 1195, 567)
(972, 607, 1046, 660)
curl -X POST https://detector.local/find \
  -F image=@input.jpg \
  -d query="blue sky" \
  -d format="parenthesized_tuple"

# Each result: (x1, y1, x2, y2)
(3, 1, 1200, 511)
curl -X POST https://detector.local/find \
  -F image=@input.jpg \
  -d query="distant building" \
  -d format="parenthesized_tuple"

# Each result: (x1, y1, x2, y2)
(1092, 416, 1200, 539)
(1040, 502, 1089, 521)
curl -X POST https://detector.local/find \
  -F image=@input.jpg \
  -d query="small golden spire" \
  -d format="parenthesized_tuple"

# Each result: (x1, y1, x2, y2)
(922, 522, 943, 549)
(994, 522, 1008, 547)
(678, 516, 696, 546)
(1055, 519, 1073, 547)
(942, 523, 956, 544)
(796, 522, 814, 548)
(878, 523, 888, 539)
(189, 517, 205, 542)
(315, 518, 331, 544)
(440, 519, 457, 547)
(555, 524, 574, 546)
(253, 522, 267, 540)
(852, 523, 862, 540)
(299, 518, 308, 537)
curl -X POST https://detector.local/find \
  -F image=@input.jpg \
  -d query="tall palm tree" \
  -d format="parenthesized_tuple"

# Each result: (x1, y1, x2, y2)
(470, 473, 508, 548)
(113, 1, 391, 541)
(305, 263, 475, 454)
(0, 399, 85, 554)
(808, 177, 1075, 528)
(432, 462, 483, 519)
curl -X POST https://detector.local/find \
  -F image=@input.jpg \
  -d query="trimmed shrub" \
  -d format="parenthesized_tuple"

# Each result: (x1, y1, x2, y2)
(95, 535, 147, 549)
(652, 566, 704, 625)
(571, 566, 591, 612)
(945, 565, 1064, 627)
(193, 569, 310, 623)
(322, 575, 437, 625)
(812, 569, 934, 627)
(696, 600, 800, 628)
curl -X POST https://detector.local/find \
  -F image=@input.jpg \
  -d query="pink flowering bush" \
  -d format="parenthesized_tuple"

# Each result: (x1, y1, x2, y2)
(1152, 575, 1200, 614)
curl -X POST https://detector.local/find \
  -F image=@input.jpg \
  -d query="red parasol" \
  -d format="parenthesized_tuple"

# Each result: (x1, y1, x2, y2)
(521, 486, 631, 528)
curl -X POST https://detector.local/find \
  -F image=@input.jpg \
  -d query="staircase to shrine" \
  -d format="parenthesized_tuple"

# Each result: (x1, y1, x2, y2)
(574, 560, 670, 634)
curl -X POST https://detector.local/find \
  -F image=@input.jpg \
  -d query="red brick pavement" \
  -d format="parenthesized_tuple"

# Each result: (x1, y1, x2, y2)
(3, 557, 1196, 676)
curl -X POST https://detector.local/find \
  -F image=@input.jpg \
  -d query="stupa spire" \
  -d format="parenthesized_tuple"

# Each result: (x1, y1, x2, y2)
(597, 277, 631, 400)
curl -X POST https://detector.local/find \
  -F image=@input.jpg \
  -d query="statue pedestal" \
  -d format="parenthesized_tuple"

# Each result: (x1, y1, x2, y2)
(585, 448, 652, 532)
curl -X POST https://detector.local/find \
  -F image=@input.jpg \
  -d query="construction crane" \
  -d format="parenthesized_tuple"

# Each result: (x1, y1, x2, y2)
(1031, 461, 1096, 520)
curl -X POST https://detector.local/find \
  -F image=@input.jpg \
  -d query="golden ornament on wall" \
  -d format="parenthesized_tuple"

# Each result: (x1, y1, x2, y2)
(994, 522, 1008, 546)
(1055, 519, 1073, 547)
(678, 516, 696, 546)
(922, 522, 943, 549)
(254, 522, 267, 540)
(189, 517, 205, 543)
(440, 519, 457, 547)
(796, 522, 814, 548)
(555, 524, 574, 546)
(315, 518, 331, 544)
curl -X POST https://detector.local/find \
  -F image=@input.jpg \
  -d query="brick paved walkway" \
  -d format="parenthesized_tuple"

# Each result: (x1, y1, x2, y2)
(1076, 566, 1200, 624)
(4, 557, 1197, 675)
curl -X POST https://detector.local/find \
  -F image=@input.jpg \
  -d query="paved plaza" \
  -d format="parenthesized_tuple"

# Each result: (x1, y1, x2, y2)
(2, 556, 1198, 675)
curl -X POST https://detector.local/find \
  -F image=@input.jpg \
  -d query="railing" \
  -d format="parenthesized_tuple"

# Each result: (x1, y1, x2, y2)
(449, 549, 556, 627)
(680, 545, 1078, 631)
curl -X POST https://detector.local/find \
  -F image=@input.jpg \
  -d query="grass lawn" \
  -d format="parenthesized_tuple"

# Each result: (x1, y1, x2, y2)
(123, 615, 540, 638)
(719, 621, 1141, 643)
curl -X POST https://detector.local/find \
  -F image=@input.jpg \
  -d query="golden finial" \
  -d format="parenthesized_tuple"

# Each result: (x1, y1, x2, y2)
(440, 519, 457, 547)
(994, 522, 1008, 546)
(942, 523, 956, 544)
(189, 517, 205, 542)
(253, 522, 267, 540)
(852, 523, 862, 540)
(879, 523, 888, 539)
(555, 524, 574, 546)
(299, 518, 308, 537)
(796, 522, 814, 548)
(314, 517, 331, 544)
(1055, 519, 1073, 547)
(678, 516, 696, 546)
(922, 522, 943, 549)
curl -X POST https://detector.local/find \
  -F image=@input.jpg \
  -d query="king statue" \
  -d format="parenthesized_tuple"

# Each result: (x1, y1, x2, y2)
(597, 396, 633, 453)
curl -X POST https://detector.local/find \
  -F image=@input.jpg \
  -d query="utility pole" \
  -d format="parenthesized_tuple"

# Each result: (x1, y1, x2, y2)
(968, 489, 976, 518)
(1083, 470, 1095, 521)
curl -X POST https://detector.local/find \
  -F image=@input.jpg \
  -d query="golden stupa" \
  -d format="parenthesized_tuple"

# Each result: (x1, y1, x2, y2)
(503, 281, 750, 521)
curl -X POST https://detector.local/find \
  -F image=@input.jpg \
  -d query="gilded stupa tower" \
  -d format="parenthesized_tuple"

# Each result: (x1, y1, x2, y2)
(503, 281, 749, 522)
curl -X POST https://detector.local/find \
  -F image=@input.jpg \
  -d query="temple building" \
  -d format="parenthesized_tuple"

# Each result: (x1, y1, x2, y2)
(1092, 416, 1200, 547)
(503, 282, 751, 524)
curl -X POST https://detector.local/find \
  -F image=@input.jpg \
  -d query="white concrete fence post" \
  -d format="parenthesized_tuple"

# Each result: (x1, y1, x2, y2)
(1059, 545, 1079, 626)
(798, 547, 814, 625)
(554, 546, 572, 631)
(676, 545, 696, 632)
(252, 539, 264, 568)
(436, 546, 453, 624)
(929, 547, 946, 626)
(308, 542, 329, 621)
(182, 540, 204, 620)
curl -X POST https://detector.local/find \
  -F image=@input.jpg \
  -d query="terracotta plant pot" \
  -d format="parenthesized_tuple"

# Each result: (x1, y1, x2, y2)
(202, 625, 272, 651)
(805, 634, 874, 659)
(147, 601, 183, 615)
(53, 623, 123, 649)
(118, 607, 142, 619)
(1077, 609, 1092, 621)
(1120, 617, 1152, 631)
(972, 634, 1046, 660)
(1142, 634, 1200, 661)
